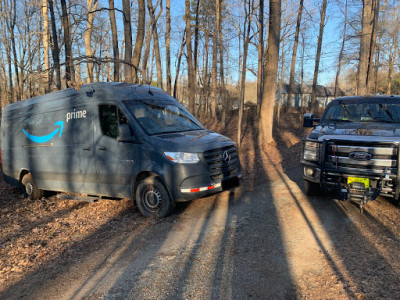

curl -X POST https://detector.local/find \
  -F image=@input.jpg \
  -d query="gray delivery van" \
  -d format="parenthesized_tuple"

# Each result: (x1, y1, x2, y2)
(0, 82, 241, 217)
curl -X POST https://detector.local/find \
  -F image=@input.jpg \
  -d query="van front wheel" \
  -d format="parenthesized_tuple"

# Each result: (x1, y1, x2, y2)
(22, 173, 44, 200)
(135, 177, 175, 217)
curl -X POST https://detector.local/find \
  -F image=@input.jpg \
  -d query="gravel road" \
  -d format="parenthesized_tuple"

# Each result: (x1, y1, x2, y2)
(2, 164, 400, 299)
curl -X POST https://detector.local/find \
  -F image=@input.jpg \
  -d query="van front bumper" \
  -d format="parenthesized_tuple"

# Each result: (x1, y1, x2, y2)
(165, 162, 241, 202)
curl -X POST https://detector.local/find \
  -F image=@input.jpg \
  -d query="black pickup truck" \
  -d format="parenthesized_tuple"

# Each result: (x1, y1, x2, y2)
(301, 95, 400, 211)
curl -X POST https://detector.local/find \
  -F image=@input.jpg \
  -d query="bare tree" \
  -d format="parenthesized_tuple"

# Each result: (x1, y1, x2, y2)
(211, 0, 221, 118)
(132, 0, 145, 83)
(61, 0, 74, 85)
(310, 0, 328, 112)
(357, 0, 374, 95)
(185, 0, 195, 113)
(237, 0, 254, 148)
(122, 0, 132, 82)
(108, 0, 119, 81)
(48, 0, 61, 90)
(85, 0, 98, 84)
(286, 0, 304, 111)
(334, 0, 348, 97)
(166, 0, 171, 93)
(257, 0, 264, 118)
(147, 0, 163, 88)
(258, 0, 281, 146)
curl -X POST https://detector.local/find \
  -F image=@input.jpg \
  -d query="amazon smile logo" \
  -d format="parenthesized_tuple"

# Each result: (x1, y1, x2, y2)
(22, 121, 64, 143)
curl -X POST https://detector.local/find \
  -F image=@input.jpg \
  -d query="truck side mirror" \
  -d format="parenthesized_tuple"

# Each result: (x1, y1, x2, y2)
(117, 124, 136, 142)
(303, 113, 320, 128)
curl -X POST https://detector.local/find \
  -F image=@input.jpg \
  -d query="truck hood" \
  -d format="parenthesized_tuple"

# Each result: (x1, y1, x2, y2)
(309, 123, 400, 142)
(148, 129, 235, 152)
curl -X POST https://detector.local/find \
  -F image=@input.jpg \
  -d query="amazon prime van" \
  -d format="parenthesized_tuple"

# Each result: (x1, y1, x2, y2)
(0, 83, 241, 217)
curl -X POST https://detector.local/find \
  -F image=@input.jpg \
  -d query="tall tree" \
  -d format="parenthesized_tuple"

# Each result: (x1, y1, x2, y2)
(60, 0, 74, 85)
(258, 0, 281, 146)
(211, 0, 221, 118)
(310, 0, 327, 112)
(108, 0, 119, 82)
(132, 0, 145, 83)
(122, 0, 132, 82)
(85, 0, 98, 84)
(286, 0, 304, 111)
(147, 0, 163, 88)
(257, 0, 264, 118)
(237, 0, 254, 148)
(166, 0, 171, 93)
(41, 0, 50, 92)
(185, 0, 195, 113)
(48, 0, 61, 90)
(334, 0, 348, 97)
(357, 0, 374, 95)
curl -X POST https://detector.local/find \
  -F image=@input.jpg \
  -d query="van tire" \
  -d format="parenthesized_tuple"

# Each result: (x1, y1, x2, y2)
(22, 173, 44, 200)
(135, 177, 174, 217)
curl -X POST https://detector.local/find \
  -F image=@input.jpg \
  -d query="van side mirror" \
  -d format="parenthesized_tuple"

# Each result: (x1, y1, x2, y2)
(303, 113, 320, 128)
(117, 124, 136, 142)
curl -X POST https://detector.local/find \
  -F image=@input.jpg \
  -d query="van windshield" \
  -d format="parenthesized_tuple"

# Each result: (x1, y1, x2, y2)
(124, 100, 204, 135)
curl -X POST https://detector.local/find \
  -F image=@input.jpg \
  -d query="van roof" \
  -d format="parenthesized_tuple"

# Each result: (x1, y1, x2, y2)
(4, 82, 172, 112)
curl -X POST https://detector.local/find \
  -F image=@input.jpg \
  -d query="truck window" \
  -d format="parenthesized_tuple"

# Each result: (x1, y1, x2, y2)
(99, 105, 128, 139)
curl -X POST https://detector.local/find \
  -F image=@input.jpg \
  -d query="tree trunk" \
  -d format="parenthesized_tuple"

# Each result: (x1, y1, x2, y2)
(85, 0, 98, 84)
(287, 0, 304, 111)
(48, 0, 61, 90)
(310, 0, 327, 113)
(357, 0, 374, 96)
(173, 30, 186, 99)
(166, 0, 171, 94)
(141, 21, 152, 84)
(256, 0, 264, 118)
(334, 0, 347, 98)
(211, 0, 220, 118)
(367, 0, 379, 92)
(147, 0, 163, 88)
(122, 0, 132, 82)
(219, 0, 226, 124)
(132, 0, 145, 83)
(258, 0, 281, 146)
(61, 0, 73, 85)
(109, 0, 120, 82)
(41, 0, 50, 92)
(237, 0, 254, 148)
(185, 0, 195, 113)
(193, 0, 201, 103)
(276, 38, 285, 124)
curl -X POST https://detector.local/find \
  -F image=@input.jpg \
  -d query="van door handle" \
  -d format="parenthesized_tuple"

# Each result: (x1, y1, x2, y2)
(82, 147, 91, 151)
(98, 147, 107, 151)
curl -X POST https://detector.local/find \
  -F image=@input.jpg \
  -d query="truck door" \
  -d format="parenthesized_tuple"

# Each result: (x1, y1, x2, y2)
(94, 103, 137, 198)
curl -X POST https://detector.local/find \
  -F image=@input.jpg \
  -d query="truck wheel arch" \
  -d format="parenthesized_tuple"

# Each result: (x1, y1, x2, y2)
(132, 171, 173, 203)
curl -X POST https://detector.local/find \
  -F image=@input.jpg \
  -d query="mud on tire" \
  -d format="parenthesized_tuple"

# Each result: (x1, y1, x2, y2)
(22, 173, 44, 200)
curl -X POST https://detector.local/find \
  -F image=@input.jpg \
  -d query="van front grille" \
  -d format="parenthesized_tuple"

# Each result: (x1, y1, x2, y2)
(203, 145, 240, 181)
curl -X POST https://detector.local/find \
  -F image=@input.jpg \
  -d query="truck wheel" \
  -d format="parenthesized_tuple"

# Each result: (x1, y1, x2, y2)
(22, 173, 44, 200)
(135, 177, 175, 217)
(304, 180, 320, 196)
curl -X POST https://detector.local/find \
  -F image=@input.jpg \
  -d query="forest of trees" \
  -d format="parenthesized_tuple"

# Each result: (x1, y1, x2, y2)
(0, 0, 399, 144)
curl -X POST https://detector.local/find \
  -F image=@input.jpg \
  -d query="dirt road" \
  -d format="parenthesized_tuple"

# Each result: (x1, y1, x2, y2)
(2, 163, 400, 299)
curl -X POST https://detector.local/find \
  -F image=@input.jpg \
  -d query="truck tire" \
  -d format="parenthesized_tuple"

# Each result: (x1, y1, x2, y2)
(22, 173, 44, 200)
(135, 177, 175, 217)
(304, 180, 320, 196)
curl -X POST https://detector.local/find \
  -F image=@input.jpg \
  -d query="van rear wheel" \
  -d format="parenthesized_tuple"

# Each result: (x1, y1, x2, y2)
(22, 173, 44, 200)
(135, 177, 174, 217)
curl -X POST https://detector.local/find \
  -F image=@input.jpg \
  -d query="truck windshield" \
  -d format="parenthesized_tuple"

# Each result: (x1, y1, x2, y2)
(321, 100, 400, 125)
(124, 100, 203, 135)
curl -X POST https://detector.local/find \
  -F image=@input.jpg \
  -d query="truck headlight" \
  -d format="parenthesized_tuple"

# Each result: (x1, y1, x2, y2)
(164, 152, 200, 164)
(303, 141, 320, 162)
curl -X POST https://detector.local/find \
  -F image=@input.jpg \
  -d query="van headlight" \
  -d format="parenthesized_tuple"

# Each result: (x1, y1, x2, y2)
(303, 141, 320, 162)
(164, 152, 200, 164)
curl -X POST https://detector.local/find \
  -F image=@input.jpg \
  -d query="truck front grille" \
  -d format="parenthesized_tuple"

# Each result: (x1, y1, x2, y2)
(203, 145, 240, 181)
(324, 141, 398, 174)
